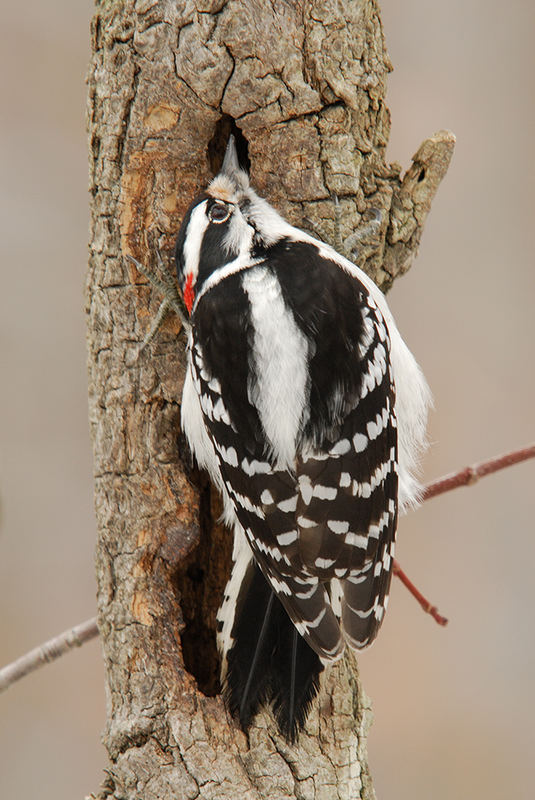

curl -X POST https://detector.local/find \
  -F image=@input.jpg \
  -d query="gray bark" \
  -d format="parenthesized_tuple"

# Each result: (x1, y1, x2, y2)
(86, 1, 453, 797)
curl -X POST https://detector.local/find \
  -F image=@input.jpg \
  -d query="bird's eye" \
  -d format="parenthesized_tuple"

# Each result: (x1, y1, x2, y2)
(209, 202, 231, 224)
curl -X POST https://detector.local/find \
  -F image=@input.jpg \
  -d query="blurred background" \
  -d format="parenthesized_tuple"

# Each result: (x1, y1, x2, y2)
(0, 1, 533, 798)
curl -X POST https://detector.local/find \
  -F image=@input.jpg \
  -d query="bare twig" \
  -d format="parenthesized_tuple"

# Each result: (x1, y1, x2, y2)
(422, 443, 535, 501)
(393, 443, 535, 624)
(1, 444, 533, 693)
(0, 617, 98, 694)
(392, 560, 448, 626)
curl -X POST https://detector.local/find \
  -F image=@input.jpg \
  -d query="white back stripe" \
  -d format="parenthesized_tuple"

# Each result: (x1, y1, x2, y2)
(242, 267, 308, 468)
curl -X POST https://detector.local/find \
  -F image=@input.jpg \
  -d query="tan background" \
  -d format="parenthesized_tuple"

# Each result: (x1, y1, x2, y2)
(1, 1, 534, 798)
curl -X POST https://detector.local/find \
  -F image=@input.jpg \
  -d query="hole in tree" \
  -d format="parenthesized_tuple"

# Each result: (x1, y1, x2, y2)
(172, 476, 233, 697)
(417, 167, 426, 182)
(208, 115, 250, 174)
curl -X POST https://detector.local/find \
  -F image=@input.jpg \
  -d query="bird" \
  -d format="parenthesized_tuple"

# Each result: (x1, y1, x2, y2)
(174, 135, 431, 741)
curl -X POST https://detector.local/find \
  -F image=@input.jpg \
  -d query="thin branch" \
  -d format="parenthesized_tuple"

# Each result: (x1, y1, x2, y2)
(1, 444, 533, 693)
(392, 560, 448, 626)
(0, 617, 98, 694)
(395, 443, 535, 624)
(422, 443, 535, 501)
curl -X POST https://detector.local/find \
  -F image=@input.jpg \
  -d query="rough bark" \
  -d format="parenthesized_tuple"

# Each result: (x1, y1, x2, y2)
(86, 1, 453, 798)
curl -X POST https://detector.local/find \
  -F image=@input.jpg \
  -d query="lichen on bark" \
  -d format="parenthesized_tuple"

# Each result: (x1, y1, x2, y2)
(86, 1, 453, 797)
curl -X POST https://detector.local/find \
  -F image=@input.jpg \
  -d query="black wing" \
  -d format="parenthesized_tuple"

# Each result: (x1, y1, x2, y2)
(192, 239, 398, 656)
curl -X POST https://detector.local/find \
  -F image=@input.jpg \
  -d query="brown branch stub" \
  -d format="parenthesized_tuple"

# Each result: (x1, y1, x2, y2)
(383, 129, 456, 283)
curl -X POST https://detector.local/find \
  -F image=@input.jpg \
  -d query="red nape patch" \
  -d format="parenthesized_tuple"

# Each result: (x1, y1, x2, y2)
(183, 273, 195, 315)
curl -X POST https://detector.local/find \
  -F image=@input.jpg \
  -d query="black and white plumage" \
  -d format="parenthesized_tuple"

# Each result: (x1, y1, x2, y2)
(175, 138, 431, 740)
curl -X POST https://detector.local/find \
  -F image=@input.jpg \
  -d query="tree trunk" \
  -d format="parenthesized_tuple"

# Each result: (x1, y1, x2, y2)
(86, 1, 453, 797)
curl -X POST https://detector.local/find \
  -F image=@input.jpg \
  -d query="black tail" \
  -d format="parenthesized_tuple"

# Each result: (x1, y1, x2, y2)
(224, 563, 323, 742)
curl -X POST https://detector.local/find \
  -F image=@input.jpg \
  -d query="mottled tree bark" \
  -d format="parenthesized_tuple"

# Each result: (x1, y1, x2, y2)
(86, 1, 453, 798)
